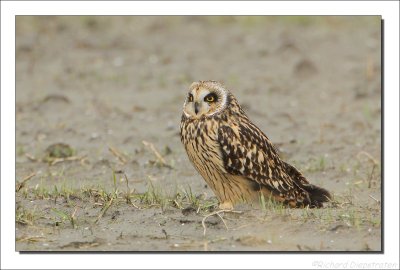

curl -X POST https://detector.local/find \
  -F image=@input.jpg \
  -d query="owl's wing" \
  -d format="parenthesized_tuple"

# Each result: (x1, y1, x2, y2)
(217, 122, 302, 196)
(218, 121, 331, 207)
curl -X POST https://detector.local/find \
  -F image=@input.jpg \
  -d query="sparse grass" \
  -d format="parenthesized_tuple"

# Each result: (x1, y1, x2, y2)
(32, 183, 52, 199)
(20, 179, 379, 227)
(28, 180, 82, 202)
(131, 183, 218, 213)
(259, 193, 288, 215)
(298, 193, 381, 231)
(343, 157, 381, 190)
(51, 207, 78, 228)
(16, 206, 39, 226)
(17, 176, 222, 227)
(135, 181, 167, 207)
(16, 177, 381, 252)
(304, 156, 326, 172)
(16, 169, 381, 238)
(53, 184, 81, 202)
(182, 186, 200, 209)
(179, 186, 218, 213)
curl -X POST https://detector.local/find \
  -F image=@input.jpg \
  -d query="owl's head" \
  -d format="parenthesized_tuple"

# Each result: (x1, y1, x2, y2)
(182, 81, 229, 119)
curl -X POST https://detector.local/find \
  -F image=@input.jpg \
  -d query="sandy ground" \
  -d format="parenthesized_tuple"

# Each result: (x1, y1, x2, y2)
(15, 16, 381, 251)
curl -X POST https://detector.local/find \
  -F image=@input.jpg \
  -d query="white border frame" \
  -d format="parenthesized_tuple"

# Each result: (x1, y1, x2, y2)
(2, 1, 399, 269)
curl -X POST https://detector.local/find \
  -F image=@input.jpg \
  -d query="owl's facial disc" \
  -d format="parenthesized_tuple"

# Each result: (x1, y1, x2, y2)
(183, 83, 227, 119)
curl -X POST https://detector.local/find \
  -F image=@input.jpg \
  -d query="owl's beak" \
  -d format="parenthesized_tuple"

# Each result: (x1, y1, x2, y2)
(194, 102, 200, 114)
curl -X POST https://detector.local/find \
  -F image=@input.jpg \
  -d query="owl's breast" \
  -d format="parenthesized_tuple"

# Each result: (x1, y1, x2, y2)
(180, 117, 226, 174)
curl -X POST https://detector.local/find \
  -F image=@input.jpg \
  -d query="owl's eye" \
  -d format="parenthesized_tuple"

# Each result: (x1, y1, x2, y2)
(188, 94, 193, 102)
(204, 93, 217, 103)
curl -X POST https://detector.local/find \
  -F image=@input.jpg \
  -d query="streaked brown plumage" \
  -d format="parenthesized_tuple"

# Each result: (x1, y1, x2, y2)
(180, 80, 331, 210)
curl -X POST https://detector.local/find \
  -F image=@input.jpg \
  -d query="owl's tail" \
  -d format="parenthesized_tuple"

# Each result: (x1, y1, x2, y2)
(302, 184, 332, 208)
(283, 161, 332, 208)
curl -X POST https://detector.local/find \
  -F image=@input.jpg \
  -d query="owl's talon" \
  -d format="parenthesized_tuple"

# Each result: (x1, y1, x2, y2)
(218, 201, 233, 210)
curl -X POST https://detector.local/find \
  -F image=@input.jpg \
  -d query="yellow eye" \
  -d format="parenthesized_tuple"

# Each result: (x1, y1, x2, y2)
(205, 94, 217, 102)
(188, 94, 193, 102)
(206, 96, 214, 102)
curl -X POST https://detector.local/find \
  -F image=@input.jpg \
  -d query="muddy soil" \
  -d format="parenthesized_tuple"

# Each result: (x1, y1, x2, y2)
(15, 16, 381, 251)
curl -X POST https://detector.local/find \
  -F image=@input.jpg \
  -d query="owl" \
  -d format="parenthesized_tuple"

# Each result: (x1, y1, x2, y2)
(180, 80, 331, 210)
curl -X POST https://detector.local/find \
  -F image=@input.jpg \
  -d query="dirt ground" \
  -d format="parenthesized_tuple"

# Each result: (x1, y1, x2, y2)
(15, 16, 381, 251)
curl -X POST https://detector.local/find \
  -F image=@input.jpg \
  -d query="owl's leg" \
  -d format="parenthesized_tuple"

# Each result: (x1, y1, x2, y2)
(218, 201, 234, 210)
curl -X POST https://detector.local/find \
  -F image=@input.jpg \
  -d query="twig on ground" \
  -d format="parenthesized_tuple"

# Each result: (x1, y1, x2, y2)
(50, 155, 87, 166)
(25, 153, 38, 162)
(142, 140, 172, 168)
(94, 197, 114, 224)
(108, 146, 128, 164)
(357, 151, 378, 165)
(16, 172, 36, 192)
(201, 209, 242, 236)
(216, 212, 229, 230)
(368, 195, 380, 203)
(16, 236, 45, 243)
(71, 206, 78, 229)
(119, 171, 139, 208)
(356, 151, 379, 189)
(368, 164, 377, 188)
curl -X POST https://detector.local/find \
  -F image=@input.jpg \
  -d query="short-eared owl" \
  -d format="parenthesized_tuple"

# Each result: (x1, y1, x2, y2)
(180, 80, 331, 210)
